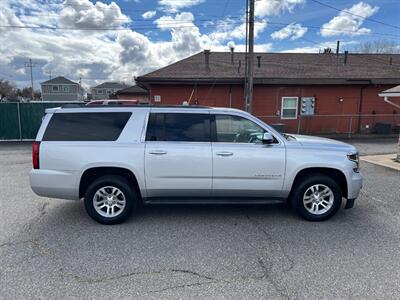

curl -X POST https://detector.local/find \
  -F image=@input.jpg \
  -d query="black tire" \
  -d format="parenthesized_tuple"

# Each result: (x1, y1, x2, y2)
(290, 174, 342, 221)
(84, 175, 136, 225)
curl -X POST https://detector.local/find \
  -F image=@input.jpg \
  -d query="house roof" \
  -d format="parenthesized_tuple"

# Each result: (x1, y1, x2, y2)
(137, 51, 400, 85)
(116, 85, 148, 95)
(41, 76, 78, 85)
(92, 82, 129, 89)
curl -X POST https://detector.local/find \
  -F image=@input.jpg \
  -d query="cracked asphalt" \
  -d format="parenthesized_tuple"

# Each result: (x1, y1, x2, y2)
(0, 139, 399, 299)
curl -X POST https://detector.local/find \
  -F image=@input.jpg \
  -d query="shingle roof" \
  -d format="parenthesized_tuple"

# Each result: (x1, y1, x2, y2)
(137, 51, 400, 85)
(41, 76, 78, 85)
(116, 85, 148, 95)
(92, 82, 129, 89)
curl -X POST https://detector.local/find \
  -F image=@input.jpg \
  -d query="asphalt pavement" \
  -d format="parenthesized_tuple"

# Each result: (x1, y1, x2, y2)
(0, 139, 399, 299)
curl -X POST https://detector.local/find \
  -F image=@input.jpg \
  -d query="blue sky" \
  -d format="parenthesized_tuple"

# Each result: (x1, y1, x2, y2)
(0, 0, 399, 89)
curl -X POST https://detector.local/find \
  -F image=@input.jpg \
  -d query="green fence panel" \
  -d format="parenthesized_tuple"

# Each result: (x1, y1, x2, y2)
(0, 103, 19, 140)
(19, 103, 71, 139)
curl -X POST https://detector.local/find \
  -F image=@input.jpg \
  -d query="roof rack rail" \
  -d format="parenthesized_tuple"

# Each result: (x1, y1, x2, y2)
(60, 104, 211, 109)
(61, 103, 85, 108)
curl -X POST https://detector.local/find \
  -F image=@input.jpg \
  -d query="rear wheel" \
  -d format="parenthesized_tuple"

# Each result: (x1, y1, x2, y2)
(291, 174, 342, 221)
(84, 175, 136, 225)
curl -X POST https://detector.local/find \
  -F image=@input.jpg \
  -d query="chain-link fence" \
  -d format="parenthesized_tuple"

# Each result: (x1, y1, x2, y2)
(257, 114, 400, 137)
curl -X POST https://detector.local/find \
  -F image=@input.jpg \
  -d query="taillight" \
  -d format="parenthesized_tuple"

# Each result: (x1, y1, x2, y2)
(32, 141, 40, 169)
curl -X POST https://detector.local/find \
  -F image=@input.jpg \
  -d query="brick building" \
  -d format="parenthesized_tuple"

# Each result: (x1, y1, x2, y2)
(136, 51, 400, 134)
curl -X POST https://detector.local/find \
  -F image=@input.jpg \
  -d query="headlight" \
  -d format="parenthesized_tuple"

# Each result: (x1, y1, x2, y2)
(347, 152, 359, 172)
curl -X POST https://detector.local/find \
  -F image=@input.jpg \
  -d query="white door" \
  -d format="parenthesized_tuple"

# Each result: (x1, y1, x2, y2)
(145, 112, 212, 199)
(211, 114, 286, 198)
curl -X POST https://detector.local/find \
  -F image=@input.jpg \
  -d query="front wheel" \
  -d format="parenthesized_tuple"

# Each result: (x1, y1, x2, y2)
(84, 175, 136, 225)
(291, 174, 342, 221)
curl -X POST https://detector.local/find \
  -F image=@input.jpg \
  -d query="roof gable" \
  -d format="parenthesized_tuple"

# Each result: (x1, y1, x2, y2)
(41, 76, 78, 85)
(92, 82, 129, 89)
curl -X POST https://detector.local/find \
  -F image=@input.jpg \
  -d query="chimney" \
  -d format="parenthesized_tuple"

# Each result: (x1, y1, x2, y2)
(344, 50, 348, 65)
(204, 49, 210, 70)
(230, 45, 235, 64)
(336, 40, 340, 55)
(257, 56, 261, 68)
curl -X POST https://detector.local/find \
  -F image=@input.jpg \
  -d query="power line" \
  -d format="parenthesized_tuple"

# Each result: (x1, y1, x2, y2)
(1, 19, 400, 39)
(309, 0, 400, 30)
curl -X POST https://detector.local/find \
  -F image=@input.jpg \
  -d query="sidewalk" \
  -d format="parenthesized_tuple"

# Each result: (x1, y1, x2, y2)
(361, 153, 400, 171)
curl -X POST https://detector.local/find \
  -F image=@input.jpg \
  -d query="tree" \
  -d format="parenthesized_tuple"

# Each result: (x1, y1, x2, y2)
(354, 40, 400, 54)
(0, 79, 17, 100)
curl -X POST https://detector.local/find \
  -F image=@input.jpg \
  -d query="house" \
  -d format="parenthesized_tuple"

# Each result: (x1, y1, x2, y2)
(91, 82, 129, 100)
(40, 76, 84, 102)
(136, 50, 400, 134)
(112, 85, 149, 102)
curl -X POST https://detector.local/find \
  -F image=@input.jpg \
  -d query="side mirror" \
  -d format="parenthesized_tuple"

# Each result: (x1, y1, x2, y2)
(262, 132, 274, 144)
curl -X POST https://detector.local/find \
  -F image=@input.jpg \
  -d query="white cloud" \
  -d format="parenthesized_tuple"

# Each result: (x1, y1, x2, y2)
(158, 0, 204, 12)
(142, 10, 156, 19)
(59, 0, 131, 29)
(281, 41, 358, 53)
(271, 23, 307, 40)
(208, 18, 267, 42)
(320, 2, 379, 37)
(255, 0, 305, 18)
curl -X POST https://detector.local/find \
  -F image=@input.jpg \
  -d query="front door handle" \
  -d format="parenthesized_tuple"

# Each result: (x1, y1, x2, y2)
(149, 150, 167, 155)
(216, 151, 233, 157)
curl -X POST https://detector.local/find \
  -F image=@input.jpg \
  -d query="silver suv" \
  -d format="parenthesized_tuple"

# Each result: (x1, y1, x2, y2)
(30, 105, 363, 224)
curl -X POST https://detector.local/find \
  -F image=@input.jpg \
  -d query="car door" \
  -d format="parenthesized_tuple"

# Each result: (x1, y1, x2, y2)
(211, 113, 286, 198)
(144, 111, 213, 199)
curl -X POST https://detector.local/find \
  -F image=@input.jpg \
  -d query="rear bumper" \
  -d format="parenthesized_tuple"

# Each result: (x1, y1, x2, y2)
(29, 169, 79, 200)
(347, 171, 363, 200)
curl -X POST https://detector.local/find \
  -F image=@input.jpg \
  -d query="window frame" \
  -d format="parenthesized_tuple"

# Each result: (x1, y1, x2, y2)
(145, 112, 211, 143)
(52, 85, 59, 92)
(281, 97, 298, 120)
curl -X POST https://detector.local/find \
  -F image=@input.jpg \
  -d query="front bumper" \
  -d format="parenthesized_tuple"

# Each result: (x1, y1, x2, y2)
(347, 171, 363, 200)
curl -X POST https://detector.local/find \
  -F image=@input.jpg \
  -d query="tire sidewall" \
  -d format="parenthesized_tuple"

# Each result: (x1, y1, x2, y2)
(84, 175, 136, 225)
(291, 174, 342, 221)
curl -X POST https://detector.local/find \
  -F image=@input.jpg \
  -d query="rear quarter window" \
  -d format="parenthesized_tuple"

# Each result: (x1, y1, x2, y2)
(42, 112, 131, 141)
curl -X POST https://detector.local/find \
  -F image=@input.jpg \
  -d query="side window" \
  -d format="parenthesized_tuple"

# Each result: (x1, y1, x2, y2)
(43, 112, 131, 141)
(215, 115, 265, 143)
(146, 113, 210, 142)
(281, 97, 298, 119)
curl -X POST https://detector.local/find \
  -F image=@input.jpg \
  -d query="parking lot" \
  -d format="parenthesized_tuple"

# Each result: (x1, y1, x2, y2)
(1, 139, 399, 299)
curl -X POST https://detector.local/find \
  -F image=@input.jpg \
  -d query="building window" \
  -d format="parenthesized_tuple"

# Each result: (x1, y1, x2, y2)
(281, 97, 298, 119)
(154, 95, 161, 102)
(97, 89, 103, 94)
(63, 86, 69, 93)
(52, 86, 59, 92)
(107, 90, 111, 95)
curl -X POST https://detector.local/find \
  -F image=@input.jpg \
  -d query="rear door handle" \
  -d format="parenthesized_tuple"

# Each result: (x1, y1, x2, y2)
(216, 151, 233, 157)
(149, 150, 167, 155)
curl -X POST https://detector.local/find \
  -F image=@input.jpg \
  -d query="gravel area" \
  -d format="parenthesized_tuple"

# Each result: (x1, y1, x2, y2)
(0, 141, 399, 299)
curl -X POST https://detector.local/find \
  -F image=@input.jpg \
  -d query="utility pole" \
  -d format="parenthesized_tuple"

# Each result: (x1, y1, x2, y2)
(245, 0, 255, 113)
(24, 59, 36, 101)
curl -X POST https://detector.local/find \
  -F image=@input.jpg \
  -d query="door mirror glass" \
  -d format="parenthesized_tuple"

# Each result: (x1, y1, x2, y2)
(262, 132, 274, 144)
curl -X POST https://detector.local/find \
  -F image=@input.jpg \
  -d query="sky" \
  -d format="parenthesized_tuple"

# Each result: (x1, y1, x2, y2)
(0, 0, 399, 89)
